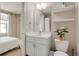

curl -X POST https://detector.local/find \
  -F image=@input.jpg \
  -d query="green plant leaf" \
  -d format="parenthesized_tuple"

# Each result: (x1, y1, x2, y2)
(55, 27, 69, 38)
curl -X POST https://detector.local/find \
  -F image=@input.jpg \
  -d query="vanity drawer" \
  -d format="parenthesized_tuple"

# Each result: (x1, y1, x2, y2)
(26, 36, 34, 42)
(35, 38, 50, 44)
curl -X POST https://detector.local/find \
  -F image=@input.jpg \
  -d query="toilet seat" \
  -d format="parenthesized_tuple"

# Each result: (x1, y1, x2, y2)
(54, 51, 68, 56)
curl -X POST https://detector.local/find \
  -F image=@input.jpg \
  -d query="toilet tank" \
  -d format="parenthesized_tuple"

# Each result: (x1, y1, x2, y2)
(55, 39, 69, 52)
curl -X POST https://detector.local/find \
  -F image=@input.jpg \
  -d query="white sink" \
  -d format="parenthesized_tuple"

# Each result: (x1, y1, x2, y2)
(26, 32, 51, 38)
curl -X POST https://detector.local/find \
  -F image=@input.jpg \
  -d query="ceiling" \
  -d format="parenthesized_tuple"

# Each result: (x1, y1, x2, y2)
(37, 2, 75, 15)
(0, 2, 23, 14)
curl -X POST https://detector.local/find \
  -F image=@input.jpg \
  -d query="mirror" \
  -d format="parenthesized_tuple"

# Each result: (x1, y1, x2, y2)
(34, 2, 51, 32)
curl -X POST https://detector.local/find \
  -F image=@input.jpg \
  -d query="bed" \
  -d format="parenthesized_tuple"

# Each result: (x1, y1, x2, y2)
(0, 36, 20, 54)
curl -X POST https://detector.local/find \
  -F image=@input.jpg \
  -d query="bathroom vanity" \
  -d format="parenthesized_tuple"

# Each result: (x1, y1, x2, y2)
(26, 32, 51, 56)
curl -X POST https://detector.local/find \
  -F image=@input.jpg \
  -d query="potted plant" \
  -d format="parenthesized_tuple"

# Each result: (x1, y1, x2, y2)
(55, 27, 69, 40)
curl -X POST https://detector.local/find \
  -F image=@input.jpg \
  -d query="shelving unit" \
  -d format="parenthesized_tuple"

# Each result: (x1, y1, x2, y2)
(53, 18, 74, 22)
(53, 5, 74, 13)
(52, 5, 75, 22)
(51, 5, 76, 55)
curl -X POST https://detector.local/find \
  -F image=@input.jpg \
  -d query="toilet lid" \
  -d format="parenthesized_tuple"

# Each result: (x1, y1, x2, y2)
(54, 51, 68, 56)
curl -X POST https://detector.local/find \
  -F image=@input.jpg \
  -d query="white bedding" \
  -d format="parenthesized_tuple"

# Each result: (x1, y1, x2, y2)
(0, 36, 20, 54)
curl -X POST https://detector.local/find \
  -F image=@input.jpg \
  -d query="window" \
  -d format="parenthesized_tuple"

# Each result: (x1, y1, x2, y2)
(0, 13, 9, 33)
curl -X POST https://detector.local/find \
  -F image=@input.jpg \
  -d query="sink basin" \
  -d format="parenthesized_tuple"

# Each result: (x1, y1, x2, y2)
(26, 32, 51, 38)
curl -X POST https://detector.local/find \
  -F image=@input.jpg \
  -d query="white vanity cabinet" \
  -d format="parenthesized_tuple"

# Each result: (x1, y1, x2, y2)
(26, 41, 35, 56)
(35, 43, 49, 56)
(26, 33, 51, 56)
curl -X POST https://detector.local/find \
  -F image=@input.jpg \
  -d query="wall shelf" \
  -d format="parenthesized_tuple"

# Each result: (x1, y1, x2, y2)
(53, 18, 74, 23)
(53, 5, 74, 13)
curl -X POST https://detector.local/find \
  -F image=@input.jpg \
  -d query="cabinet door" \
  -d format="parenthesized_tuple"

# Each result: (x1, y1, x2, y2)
(35, 43, 49, 56)
(26, 41, 34, 56)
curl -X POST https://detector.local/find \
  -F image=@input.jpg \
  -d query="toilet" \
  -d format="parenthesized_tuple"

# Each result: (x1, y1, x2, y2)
(54, 39, 69, 56)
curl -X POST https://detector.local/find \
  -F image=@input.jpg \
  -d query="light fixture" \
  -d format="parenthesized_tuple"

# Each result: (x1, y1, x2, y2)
(36, 3, 47, 10)
(41, 3, 47, 9)
(36, 4, 42, 10)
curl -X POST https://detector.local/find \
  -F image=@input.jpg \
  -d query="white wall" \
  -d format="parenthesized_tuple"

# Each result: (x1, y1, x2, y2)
(24, 2, 35, 32)
(0, 2, 22, 14)
(75, 3, 79, 56)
